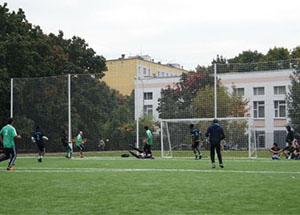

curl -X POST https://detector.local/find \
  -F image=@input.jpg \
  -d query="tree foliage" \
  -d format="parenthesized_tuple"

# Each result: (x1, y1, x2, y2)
(288, 67, 300, 131)
(0, 3, 107, 124)
(0, 3, 136, 151)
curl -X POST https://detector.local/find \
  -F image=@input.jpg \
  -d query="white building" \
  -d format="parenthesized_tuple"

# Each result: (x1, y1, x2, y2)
(218, 69, 293, 148)
(135, 76, 180, 120)
(135, 69, 294, 148)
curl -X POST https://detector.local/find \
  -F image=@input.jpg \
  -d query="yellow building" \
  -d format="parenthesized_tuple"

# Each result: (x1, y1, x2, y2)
(103, 55, 187, 95)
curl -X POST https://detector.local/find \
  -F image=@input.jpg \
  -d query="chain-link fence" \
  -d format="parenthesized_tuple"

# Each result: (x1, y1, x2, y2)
(12, 73, 135, 153)
(11, 59, 300, 156)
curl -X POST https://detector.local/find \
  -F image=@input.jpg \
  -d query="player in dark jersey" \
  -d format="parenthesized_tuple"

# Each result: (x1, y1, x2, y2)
(61, 130, 72, 159)
(269, 143, 281, 160)
(129, 144, 154, 159)
(286, 125, 294, 146)
(190, 124, 202, 160)
(31, 126, 48, 162)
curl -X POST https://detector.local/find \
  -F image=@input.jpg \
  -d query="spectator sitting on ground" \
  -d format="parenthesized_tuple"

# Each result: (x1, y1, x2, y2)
(281, 142, 295, 159)
(293, 141, 300, 160)
(269, 143, 281, 160)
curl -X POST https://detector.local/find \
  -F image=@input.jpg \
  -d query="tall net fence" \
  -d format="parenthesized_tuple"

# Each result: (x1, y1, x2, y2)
(11, 59, 300, 156)
(13, 75, 68, 153)
(12, 73, 136, 153)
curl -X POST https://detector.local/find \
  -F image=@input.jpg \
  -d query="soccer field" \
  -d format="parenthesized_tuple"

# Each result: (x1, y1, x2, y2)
(0, 155, 299, 215)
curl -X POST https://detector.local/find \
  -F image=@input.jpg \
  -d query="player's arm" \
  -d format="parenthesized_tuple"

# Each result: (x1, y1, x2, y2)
(13, 129, 21, 140)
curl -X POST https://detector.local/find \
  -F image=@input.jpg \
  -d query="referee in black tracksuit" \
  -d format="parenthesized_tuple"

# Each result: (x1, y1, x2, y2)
(205, 119, 225, 169)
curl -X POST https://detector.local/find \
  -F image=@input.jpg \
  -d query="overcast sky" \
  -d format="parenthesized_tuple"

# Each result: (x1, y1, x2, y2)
(5, 0, 300, 70)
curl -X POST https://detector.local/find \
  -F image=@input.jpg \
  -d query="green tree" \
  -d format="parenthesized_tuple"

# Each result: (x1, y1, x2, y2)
(157, 70, 213, 119)
(228, 50, 264, 63)
(262, 47, 290, 61)
(288, 68, 300, 131)
(291, 46, 300, 59)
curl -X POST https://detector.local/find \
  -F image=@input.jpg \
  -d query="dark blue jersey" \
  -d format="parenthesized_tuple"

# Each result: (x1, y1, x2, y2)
(33, 131, 44, 143)
(205, 123, 225, 144)
(191, 128, 201, 141)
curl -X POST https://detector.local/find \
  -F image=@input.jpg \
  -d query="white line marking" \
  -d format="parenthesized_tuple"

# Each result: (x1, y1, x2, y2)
(15, 156, 300, 162)
(1, 167, 299, 174)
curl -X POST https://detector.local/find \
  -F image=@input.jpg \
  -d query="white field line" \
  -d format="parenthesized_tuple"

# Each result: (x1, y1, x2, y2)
(1, 167, 300, 174)
(15, 156, 300, 163)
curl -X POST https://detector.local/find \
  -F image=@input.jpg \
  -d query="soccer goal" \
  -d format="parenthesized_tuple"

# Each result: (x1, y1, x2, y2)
(160, 117, 257, 158)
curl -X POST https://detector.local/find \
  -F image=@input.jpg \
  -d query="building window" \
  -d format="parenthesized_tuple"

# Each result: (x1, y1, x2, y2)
(143, 68, 147, 75)
(162, 72, 165, 77)
(274, 86, 286, 95)
(253, 87, 264, 95)
(148, 68, 151, 76)
(237, 88, 245, 96)
(138, 66, 141, 74)
(274, 130, 286, 148)
(157, 71, 160, 77)
(256, 131, 265, 148)
(253, 101, 265, 118)
(274, 100, 286, 118)
(144, 105, 153, 116)
(144, 92, 153, 100)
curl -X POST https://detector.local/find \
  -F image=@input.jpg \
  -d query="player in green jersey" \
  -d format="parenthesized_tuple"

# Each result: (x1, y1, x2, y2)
(0, 118, 22, 171)
(143, 126, 152, 155)
(76, 131, 85, 158)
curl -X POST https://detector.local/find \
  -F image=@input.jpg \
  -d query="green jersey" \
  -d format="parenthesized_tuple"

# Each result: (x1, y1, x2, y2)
(0, 124, 17, 148)
(145, 129, 152, 145)
(76, 134, 83, 146)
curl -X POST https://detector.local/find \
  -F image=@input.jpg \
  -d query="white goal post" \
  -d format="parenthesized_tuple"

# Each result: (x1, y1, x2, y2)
(159, 117, 257, 158)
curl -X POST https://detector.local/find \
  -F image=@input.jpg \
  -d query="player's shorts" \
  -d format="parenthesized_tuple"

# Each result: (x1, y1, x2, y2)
(271, 154, 280, 160)
(192, 140, 200, 149)
(76, 144, 85, 151)
(144, 144, 152, 154)
(37, 142, 45, 152)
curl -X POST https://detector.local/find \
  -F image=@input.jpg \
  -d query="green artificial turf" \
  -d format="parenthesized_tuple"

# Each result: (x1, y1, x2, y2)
(0, 154, 299, 215)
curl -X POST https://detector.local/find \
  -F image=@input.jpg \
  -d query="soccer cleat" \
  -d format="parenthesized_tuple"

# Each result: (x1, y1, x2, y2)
(195, 155, 198, 160)
(212, 163, 216, 168)
(7, 166, 14, 171)
(220, 164, 224, 168)
(38, 158, 42, 163)
(198, 155, 202, 160)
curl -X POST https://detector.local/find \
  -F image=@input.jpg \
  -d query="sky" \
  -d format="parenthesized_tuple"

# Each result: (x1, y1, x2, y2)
(4, 0, 300, 70)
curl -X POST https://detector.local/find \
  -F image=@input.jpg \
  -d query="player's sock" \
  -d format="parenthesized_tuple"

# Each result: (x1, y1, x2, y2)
(129, 151, 140, 159)
(198, 152, 202, 159)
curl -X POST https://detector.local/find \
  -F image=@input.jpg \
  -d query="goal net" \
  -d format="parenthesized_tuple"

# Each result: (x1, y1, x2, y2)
(160, 117, 257, 158)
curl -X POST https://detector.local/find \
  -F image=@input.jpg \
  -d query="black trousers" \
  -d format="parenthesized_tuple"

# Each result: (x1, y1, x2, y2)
(0, 147, 17, 168)
(210, 143, 223, 164)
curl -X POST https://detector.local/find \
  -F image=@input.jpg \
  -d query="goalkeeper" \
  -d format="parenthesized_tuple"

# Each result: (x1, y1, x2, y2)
(31, 126, 48, 163)
(61, 130, 72, 159)
(190, 124, 203, 160)
(129, 144, 154, 159)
